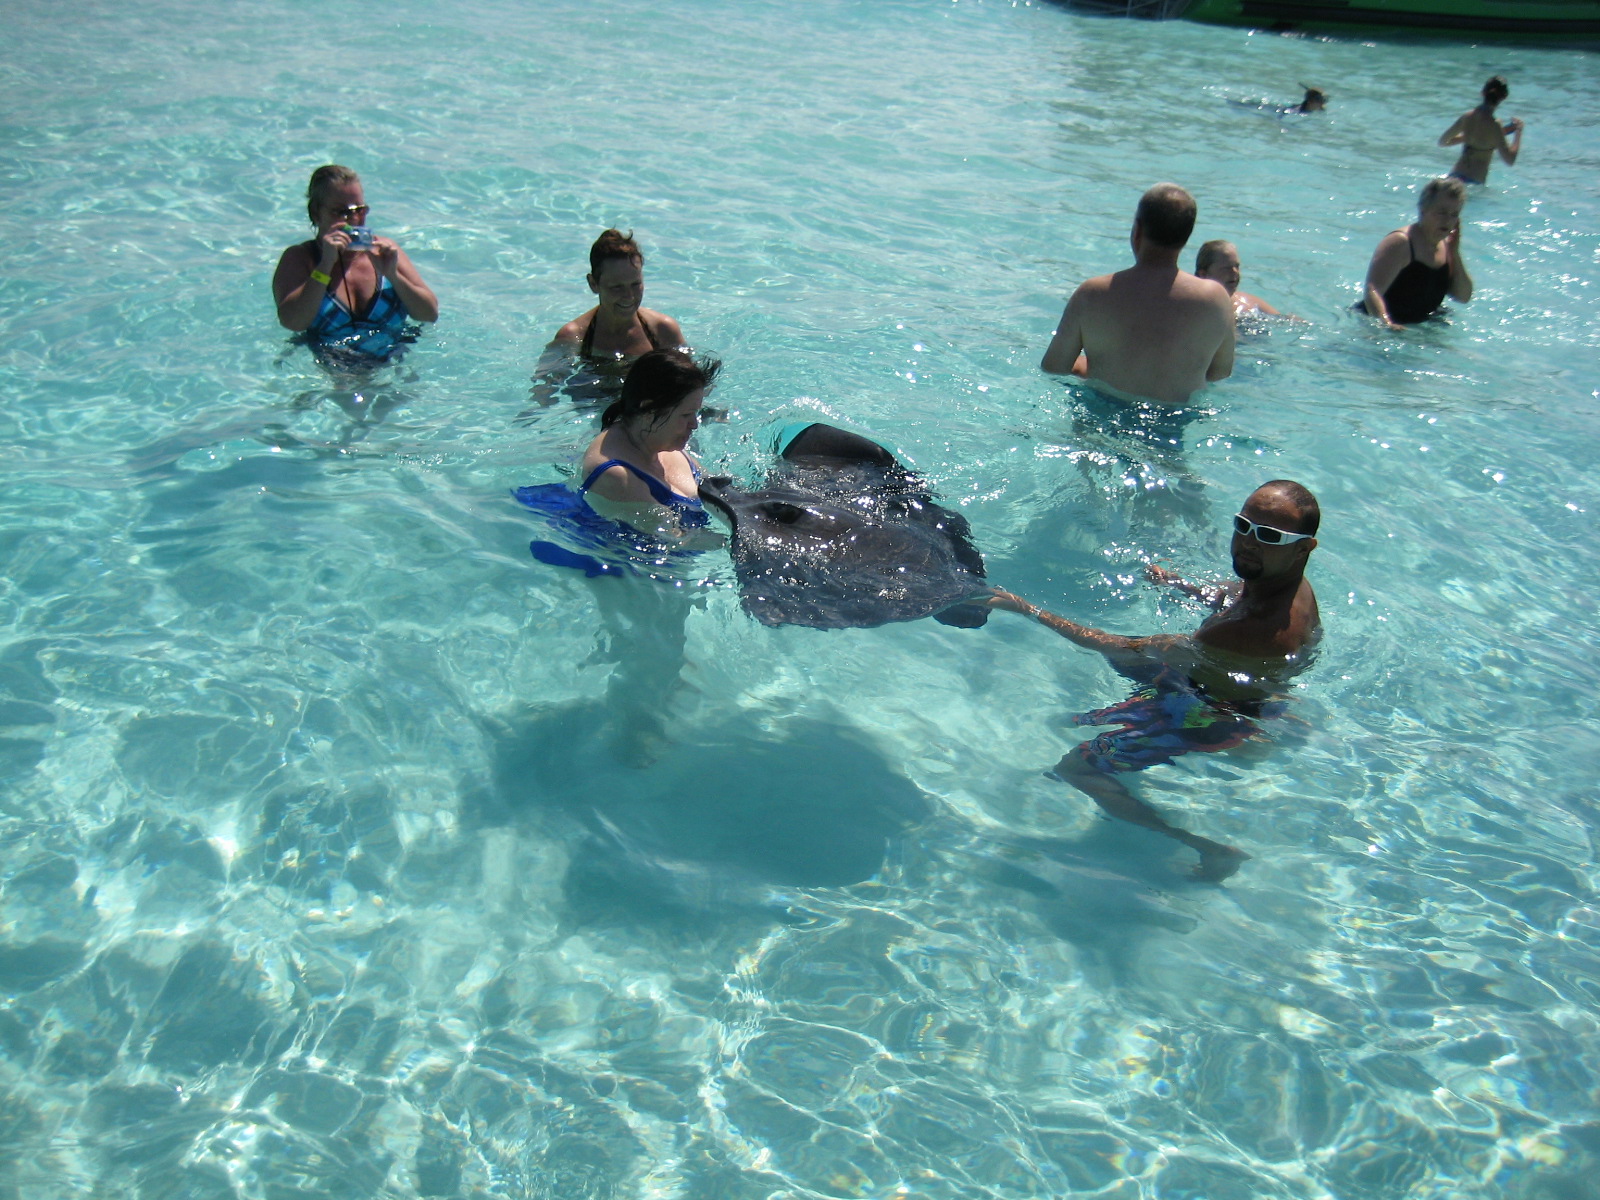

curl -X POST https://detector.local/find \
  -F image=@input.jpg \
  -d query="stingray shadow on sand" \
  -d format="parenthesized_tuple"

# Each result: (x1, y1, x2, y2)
(464, 702, 932, 925)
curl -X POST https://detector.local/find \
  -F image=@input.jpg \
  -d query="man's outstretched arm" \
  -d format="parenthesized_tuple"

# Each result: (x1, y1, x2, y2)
(986, 589, 1186, 660)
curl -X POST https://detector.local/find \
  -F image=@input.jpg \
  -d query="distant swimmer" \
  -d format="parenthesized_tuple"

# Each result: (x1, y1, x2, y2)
(1194, 240, 1297, 320)
(1041, 183, 1234, 406)
(553, 229, 686, 361)
(1439, 75, 1523, 185)
(985, 480, 1322, 881)
(1227, 84, 1326, 118)
(272, 164, 439, 365)
(1359, 177, 1473, 329)
(1293, 85, 1327, 114)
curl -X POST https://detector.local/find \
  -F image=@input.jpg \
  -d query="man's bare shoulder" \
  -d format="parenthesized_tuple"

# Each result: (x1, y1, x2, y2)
(1196, 581, 1320, 659)
(1176, 271, 1232, 304)
(1070, 272, 1117, 300)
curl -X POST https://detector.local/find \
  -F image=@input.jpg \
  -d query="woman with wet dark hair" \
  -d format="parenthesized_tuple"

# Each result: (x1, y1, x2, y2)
(553, 229, 686, 360)
(1439, 76, 1524, 185)
(513, 349, 721, 766)
(577, 349, 721, 539)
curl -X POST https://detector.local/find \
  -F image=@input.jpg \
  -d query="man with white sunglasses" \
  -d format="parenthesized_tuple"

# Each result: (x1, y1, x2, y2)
(985, 481, 1321, 882)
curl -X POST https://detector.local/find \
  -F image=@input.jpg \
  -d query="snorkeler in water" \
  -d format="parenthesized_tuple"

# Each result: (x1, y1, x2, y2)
(1292, 85, 1327, 114)
(1227, 83, 1327, 118)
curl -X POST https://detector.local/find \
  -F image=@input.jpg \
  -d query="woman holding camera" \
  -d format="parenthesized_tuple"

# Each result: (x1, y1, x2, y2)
(272, 164, 439, 362)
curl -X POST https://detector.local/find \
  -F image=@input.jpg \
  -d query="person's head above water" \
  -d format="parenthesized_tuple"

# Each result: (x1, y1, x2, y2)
(588, 228, 643, 280)
(1134, 183, 1198, 250)
(1418, 176, 1468, 217)
(601, 348, 721, 432)
(1232, 480, 1319, 582)
(1297, 85, 1327, 113)
(305, 164, 362, 227)
(1481, 75, 1509, 107)
(585, 228, 649, 319)
(1194, 240, 1241, 294)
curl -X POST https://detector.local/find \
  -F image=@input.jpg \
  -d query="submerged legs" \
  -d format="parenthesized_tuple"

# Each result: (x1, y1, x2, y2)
(1054, 745, 1249, 882)
(591, 578, 692, 767)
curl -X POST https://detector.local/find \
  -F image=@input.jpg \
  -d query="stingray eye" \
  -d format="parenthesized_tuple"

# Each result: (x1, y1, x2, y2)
(766, 501, 806, 524)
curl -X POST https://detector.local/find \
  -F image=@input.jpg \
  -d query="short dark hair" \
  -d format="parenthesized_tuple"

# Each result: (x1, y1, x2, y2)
(1195, 239, 1235, 276)
(306, 164, 360, 225)
(1136, 183, 1198, 249)
(601, 349, 721, 429)
(589, 228, 643, 278)
(1259, 480, 1321, 536)
(1482, 75, 1509, 104)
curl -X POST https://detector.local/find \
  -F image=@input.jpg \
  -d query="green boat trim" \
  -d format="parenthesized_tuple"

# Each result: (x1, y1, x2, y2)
(1183, 0, 1600, 38)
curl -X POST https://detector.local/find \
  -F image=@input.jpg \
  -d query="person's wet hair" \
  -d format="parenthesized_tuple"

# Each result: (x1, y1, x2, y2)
(1195, 239, 1235, 277)
(1136, 183, 1198, 250)
(1482, 75, 1509, 104)
(1418, 176, 1468, 213)
(1259, 480, 1320, 536)
(601, 348, 721, 429)
(589, 228, 644, 279)
(306, 164, 360, 225)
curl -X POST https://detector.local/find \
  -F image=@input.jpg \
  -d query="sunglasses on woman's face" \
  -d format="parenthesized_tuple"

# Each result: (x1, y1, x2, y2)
(329, 203, 369, 222)
(1232, 514, 1312, 545)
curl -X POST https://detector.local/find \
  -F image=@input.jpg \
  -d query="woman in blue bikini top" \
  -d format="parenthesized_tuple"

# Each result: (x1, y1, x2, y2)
(578, 348, 722, 542)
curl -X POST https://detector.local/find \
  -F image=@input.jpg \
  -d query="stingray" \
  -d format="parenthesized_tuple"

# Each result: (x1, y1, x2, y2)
(700, 422, 990, 630)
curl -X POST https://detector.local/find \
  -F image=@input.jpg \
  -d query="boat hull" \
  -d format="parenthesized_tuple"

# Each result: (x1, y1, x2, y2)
(1183, 0, 1600, 38)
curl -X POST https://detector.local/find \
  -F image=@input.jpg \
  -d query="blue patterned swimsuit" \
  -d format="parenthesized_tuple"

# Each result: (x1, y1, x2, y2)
(302, 244, 415, 363)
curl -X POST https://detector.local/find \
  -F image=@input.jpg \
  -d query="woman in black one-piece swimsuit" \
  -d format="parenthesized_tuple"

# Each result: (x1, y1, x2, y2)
(1359, 177, 1474, 329)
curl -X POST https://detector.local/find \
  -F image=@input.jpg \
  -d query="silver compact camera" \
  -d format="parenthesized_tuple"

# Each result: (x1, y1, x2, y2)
(344, 225, 374, 249)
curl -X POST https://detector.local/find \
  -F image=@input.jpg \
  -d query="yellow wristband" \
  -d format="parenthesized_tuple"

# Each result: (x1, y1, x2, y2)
(309, 269, 332, 286)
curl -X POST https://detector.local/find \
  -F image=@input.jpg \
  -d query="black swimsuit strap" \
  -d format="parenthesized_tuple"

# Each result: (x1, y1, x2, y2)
(579, 310, 655, 357)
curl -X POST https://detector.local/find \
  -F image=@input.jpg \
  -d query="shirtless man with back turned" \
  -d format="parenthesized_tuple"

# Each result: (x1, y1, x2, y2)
(1041, 183, 1234, 406)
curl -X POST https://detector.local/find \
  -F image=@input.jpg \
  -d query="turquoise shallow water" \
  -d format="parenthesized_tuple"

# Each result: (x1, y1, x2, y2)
(3, 1, 1599, 1197)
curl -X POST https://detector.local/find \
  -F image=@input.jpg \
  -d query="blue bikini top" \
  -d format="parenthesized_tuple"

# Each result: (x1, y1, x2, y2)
(578, 455, 708, 527)
(512, 452, 709, 578)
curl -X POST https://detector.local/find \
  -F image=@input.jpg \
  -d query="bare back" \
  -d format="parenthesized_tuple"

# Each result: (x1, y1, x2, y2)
(1044, 264, 1235, 405)
(1439, 106, 1516, 183)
